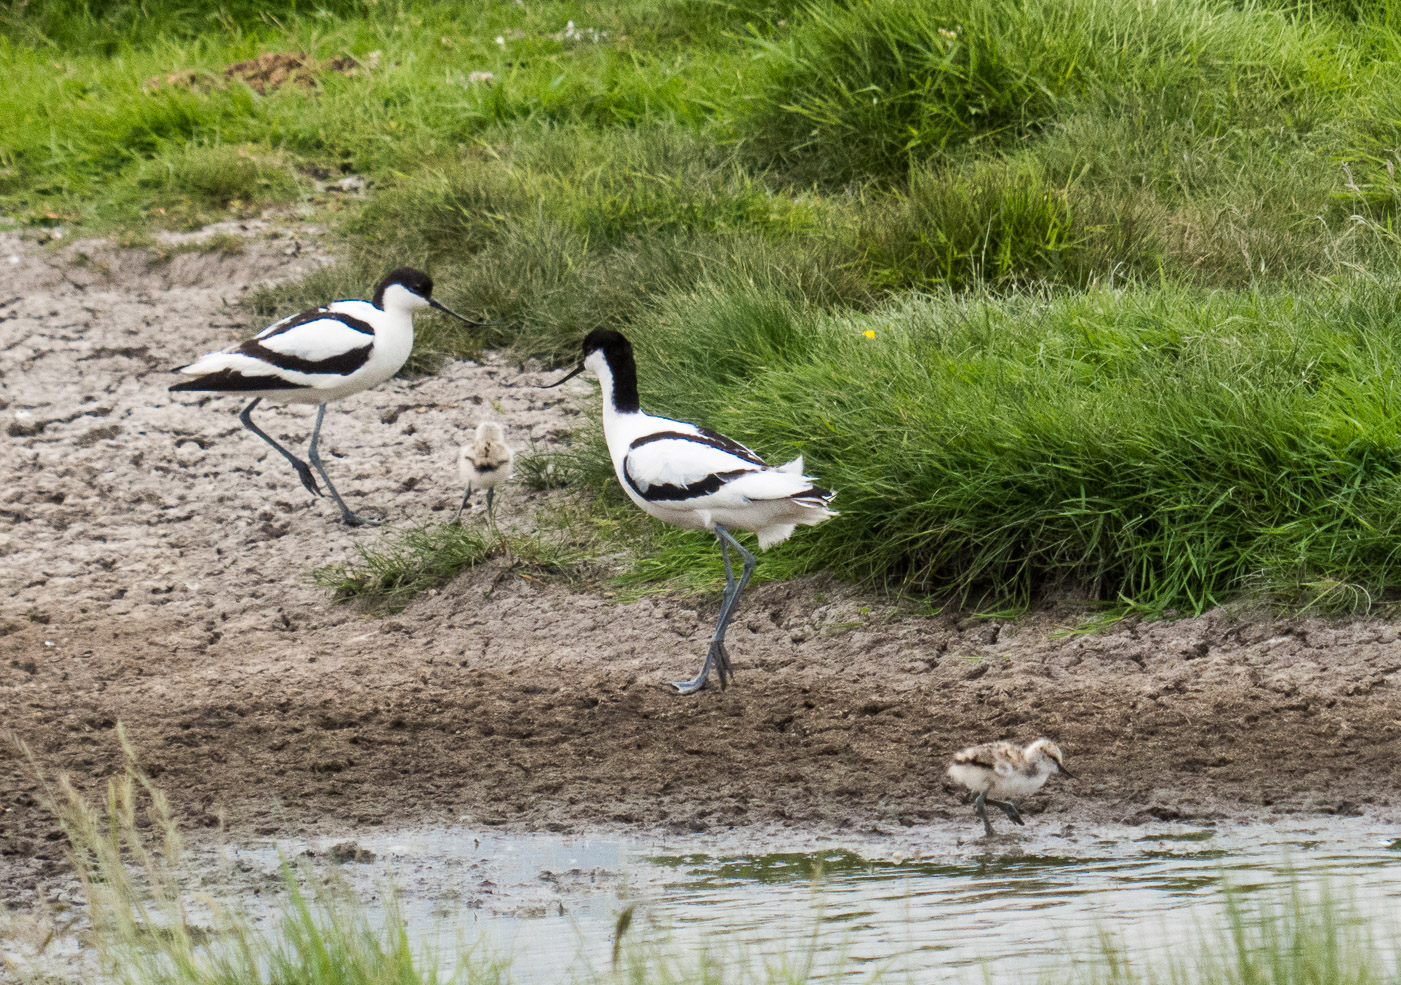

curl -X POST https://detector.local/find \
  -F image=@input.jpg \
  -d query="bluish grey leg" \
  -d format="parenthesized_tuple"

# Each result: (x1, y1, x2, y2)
(306, 403, 365, 526)
(975, 791, 995, 836)
(669, 524, 754, 695)
(668, 537, 732, 694)
(454, 484, 472, 523)
(987, 799, 1024, 825)
(239, 397, 320, 497)
(485, 487, 496, 525)
(700, 533, 738, 687)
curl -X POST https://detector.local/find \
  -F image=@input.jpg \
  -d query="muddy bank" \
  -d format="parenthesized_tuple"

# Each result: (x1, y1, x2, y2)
(4, 227, 1401, 908)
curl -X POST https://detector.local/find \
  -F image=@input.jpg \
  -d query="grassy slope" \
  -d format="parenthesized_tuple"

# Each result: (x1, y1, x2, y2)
(9, 0, 1401, 614)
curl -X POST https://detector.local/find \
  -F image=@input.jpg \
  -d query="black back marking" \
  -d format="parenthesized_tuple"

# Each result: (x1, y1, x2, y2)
(236, 335, 373, 376)
(623, 465, 755, 503)
(259, 308, 376, 342)
(628, 429, 766, 467)
(169, 368, 310, 393)
(955, 751, 997, 770)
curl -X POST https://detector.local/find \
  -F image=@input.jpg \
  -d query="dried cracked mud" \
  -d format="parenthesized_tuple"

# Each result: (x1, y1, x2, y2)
(3, 225, 1401, 907)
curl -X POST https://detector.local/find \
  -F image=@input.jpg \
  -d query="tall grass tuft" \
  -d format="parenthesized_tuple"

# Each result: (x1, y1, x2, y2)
(16, 729, 454, 985)
(739, 0, 1353, 185)
(858, 157, 1163, 291)
(341, 126, 867, 361)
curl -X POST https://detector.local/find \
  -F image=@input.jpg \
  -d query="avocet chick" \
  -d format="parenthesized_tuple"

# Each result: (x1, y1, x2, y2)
(947, 738, 1074, 837)
(456, 421, 513, 523)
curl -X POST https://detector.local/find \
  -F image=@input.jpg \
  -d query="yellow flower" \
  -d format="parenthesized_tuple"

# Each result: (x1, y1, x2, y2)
(863, 329, 876, 339)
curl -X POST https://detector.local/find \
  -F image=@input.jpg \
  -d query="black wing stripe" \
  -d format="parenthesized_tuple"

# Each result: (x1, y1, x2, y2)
(259, 309, 375, 340)
(169, 369, 310, 393)
(623, 466, 755, 503)
(955, 753, 998, 770)
(236, 338, 373, 376)
(629, 429, 766, 467)
(695, 425, 767, 465)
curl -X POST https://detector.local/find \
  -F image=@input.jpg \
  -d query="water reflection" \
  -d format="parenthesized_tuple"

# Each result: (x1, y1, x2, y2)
(215, 820, 1401, 983)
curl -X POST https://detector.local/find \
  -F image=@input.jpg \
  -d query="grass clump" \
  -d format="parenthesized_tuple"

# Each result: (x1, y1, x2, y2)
(17, 730, 454, 985)
(337, 126, 866, 361)
(127, 143, 302, 226)
(315, 519, 584, 613)
(858, 157, 1161, 291)
(739, 0, 1353, 186)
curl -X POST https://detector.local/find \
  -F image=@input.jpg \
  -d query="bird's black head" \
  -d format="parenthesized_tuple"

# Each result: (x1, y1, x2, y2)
(374, 267, 434, 307)
(539, 328, 639, 412)
(580, 328, 631, 361)
(371, 268, 478, 324)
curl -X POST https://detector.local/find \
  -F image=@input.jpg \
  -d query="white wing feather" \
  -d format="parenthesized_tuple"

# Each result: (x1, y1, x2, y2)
(624, 438, 822, 503)
(256, 318, 373, 361)
(624, 439, 760, 493)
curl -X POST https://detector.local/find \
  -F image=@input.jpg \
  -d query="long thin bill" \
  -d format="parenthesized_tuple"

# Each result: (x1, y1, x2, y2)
(539, 363, 585, 389)
(429, 298, 481, 325)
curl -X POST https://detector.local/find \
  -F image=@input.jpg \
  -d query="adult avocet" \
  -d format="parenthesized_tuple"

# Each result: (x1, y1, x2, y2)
(456, 421, 514, 523)
(947, 738, 1074, 836)
(542, 328, 837, 694)
(170, 267, 475, 526)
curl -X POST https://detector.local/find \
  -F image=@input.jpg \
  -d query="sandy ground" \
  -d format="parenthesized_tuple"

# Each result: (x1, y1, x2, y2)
(3, 227, 1401, 910)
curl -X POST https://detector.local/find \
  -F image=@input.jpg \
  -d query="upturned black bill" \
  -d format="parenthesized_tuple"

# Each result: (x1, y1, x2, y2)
(429, 298, 480, 325)
(539, 363, 585, 389)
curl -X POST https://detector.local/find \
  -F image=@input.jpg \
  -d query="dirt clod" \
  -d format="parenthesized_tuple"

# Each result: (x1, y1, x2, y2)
(146, 50, 380, 94)
(326, 841, 376, 863)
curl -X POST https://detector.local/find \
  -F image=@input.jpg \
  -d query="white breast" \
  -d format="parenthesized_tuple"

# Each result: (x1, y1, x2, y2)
(986, 769, 1050, 800)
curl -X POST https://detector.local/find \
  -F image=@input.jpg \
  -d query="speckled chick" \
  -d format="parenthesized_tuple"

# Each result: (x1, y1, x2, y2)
(456, 421, 513, 521)
(947, 738, 1073, 836)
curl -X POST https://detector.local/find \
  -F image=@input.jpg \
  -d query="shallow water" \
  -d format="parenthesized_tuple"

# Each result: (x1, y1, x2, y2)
(214, 818, 1401, 981)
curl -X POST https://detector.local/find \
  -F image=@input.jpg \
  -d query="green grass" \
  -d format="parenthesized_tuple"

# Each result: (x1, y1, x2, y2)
(0, 1, 750, 228)
(737, 0, 1365, 187)
(14, 0, 1401, 615)
(314, 516, 589, 613)
(555, 277, 1401, 615)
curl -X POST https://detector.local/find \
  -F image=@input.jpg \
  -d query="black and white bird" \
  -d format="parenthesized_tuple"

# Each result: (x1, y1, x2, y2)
(456, 420, 514, 523)
(169, 267, 475, 526)
(542, 328, 837, 694)
(947, 738, 1074, 837)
